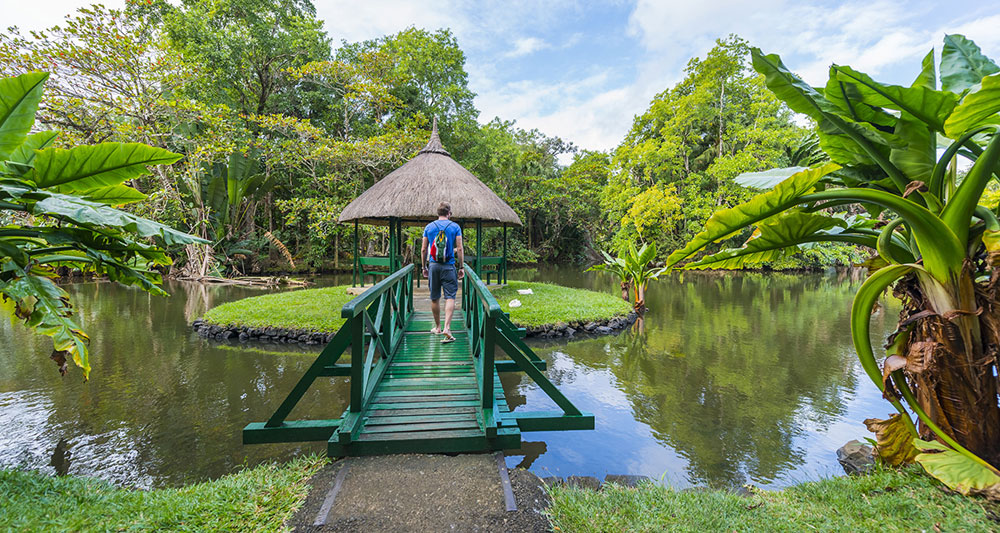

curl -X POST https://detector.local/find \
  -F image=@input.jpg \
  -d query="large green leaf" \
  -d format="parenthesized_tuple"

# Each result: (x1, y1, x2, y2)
(832, 65, 957, 131)
(753, 49, 907, 190)
(734, 167, 807, 189)
(28, 142, 182, 192)
(890, 113, 935, 184)
(7, 130, 58, 166)
(941, 34, 1000, 94)
(683, 211, 846, 269)
(825, 69, 896, 129)
(31, 192, 207, 246)
(0, 72, 47, 160)
(665, 163, 840, 267)
(912, 48, 936, 90)
(943, 74, 1000, 138)
(914, 438, 1000, 497)
(81, 184, 148, 205)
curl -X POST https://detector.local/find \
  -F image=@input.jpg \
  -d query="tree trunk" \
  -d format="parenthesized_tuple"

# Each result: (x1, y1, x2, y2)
(895, 269, 1000, 466)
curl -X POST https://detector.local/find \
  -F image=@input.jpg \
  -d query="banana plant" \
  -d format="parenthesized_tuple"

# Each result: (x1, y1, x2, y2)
(623, 241, 666, 311)
(0, 72, 205, 379)
(666, 35, 1000, 497)
(586, 250, 631, 302)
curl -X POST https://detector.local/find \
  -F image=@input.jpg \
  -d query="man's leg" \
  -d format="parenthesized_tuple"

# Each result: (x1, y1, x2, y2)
(429, 263, 442, 333)
(431, 298, 441, 333)
(443, 298, 455, 334)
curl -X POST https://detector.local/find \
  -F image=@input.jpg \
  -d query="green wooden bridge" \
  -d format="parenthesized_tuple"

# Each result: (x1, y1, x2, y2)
(243, 264, 594, 456)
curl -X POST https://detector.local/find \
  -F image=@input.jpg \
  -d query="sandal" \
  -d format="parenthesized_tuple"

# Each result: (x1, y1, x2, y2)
(441, 333, 456, 344)
(430, 327, 441, 334)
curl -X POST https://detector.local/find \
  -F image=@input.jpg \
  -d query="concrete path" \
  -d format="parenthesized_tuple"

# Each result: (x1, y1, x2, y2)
(290, 453, 550, 532)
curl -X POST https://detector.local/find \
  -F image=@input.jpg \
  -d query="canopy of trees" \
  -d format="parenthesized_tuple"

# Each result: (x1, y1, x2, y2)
(1, 3, 833, 275)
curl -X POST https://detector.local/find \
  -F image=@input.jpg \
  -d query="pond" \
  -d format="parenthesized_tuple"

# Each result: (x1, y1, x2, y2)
(0, 267, 897, 490)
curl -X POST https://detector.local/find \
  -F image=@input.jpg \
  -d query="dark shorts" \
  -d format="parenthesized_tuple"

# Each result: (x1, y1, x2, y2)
(429, 262, 458, 300)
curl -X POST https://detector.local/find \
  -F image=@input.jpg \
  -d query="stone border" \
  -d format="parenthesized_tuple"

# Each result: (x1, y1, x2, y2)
(540, 474, 652, 489)
(522, 311, 639, 339)
(191, 311, 639, 344)
(190, 319, 334, 345)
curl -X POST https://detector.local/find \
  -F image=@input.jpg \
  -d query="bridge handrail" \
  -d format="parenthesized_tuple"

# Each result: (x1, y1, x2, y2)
(461, 263, 502, 317)
(342, 264, 415, 318)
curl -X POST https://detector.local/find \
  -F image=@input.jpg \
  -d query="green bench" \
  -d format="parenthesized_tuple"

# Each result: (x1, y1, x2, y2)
(468, 256, 506, 285)
(357, 256, 393, 286)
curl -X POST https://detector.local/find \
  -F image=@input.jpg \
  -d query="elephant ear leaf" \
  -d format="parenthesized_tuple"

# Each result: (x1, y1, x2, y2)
(914, 438, 1000, 499)
(0, 72, 48, 160)
(665, 162, 840, 268)
(8, 130, 58, 166)
(943, 74, 1000, 138)
(27, 142, 182, 192)
(941, 34, 1000, 94)
(81, 184, 148, 205)
(683, 211, 846, 270)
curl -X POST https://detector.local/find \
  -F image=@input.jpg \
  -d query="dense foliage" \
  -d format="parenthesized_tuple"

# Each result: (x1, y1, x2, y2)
(1, 3, 822, 275)
(667, 35, 1000, 496)
(0, 72, 203, 378)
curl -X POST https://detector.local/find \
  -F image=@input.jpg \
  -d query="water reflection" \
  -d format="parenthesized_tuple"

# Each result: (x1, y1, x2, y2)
(504, 268, 896, 489)
(0, 270, 896, 490)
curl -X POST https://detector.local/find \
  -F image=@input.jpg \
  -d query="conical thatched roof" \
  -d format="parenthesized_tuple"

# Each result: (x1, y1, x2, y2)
(338, 119, 522, 227)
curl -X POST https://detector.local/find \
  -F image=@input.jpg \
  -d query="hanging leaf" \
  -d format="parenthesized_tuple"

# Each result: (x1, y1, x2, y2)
(7, 130, 58, 167)
(940, 34, 1000, 94)
(665, 163, 840, 267)
(27, 142, 182, 192)
(683, 211, 846, 269)
(0, 72, 47, 160)
(914, 439, 1000, 498)
(890, 114, 936, 183)
(864, 414, 919, 466)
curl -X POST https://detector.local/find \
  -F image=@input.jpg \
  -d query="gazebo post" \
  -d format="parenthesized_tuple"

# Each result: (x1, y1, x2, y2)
(475, 218, 483, 277)
(352, 220, 359, 287)
(389, 217, 398, 273)
(502, 224, 508, 285)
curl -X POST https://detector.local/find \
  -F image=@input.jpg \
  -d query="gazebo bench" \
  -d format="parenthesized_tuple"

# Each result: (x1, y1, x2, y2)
(358, 256, 392, 285)
(468, 256, 506, 285)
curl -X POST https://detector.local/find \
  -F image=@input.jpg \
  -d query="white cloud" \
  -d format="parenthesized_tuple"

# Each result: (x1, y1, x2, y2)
(505, 37, 549, 58)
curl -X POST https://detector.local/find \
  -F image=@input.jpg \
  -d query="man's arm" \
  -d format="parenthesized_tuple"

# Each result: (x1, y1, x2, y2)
(420, 236, 429, 277)
(454, 235, 464, 279)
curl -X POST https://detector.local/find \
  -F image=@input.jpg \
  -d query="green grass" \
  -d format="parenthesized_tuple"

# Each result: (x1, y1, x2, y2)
(201, 285, 356, 332)
(490, 281, 632, 328)
(0, 455, 326, 532)
(547, 466, 1000, 532)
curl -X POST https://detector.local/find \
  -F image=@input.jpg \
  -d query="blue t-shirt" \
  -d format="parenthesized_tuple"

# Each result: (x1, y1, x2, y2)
(424, 220, 462, 265)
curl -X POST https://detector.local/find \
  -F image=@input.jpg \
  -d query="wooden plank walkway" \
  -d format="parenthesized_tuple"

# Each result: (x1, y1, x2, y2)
(328, 309, 520, 456)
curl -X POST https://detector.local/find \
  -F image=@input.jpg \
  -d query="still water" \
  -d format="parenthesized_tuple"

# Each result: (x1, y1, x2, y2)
(0, 267, 897, 490)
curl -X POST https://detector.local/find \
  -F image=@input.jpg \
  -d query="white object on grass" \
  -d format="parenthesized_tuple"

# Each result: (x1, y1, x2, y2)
(509, 299, 522, 308)
(517, 289, 533, 295)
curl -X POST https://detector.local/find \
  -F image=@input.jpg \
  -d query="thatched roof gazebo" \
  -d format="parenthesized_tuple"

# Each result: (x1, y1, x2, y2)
(339, 119, 521, 286)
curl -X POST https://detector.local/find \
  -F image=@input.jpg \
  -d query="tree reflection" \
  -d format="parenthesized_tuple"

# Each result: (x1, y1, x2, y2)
(531, 271, 895, 487)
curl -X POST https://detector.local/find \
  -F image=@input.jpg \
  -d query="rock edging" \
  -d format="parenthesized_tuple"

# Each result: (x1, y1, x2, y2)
(190, 319, 333, 345)
(522, 311, 638, 339)
(540, 474, 652, 489)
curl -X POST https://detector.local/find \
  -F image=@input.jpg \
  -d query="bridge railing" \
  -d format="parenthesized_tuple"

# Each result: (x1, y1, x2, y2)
(462, 263, 501, 436)
(243, 264, 414, 445)
(462, 262, 593, 436)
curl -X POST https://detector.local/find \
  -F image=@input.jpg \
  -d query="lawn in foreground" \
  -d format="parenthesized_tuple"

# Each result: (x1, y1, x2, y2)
(0, 455, 325, 531)
(547, 466, 999, 532)
(201, 285, 355, 332)
(490, 281, 632, 328)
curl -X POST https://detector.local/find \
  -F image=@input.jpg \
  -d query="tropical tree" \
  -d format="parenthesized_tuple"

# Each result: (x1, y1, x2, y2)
(589, 242, 666, 310)
(665, 35, 1000, 495)
(587, 251, 631, 302)
(0, 72, 204, 379)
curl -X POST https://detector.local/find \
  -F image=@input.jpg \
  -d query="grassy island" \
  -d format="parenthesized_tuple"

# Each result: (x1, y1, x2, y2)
(547, 467, 999, 532)
(0, 456, 325, 531)
(200, 286, 355, 332)
(490, 281, 632, 328)
(199, 281, 631, 334)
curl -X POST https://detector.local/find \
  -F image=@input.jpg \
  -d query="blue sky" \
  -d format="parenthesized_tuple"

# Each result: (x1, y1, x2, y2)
(10, 1, 1000, 153)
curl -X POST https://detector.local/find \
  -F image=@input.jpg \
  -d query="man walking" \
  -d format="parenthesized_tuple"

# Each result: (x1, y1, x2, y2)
(421, 202, 464, 343)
